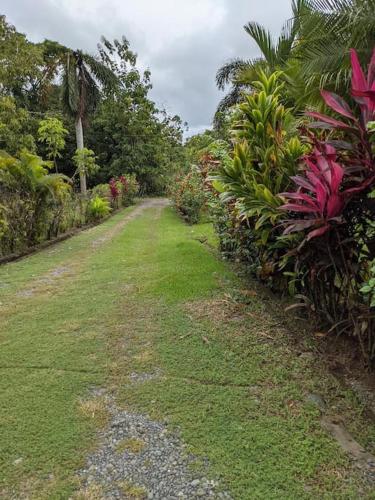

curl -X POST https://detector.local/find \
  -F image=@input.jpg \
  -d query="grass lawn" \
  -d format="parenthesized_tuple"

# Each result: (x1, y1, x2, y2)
(0, 201, 374, 498)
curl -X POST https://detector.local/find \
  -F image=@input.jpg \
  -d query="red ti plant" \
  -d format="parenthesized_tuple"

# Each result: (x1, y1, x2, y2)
(281, 143, 347, 240)
(279, 49, 375, 364)
(308, 48, 375, 128)
(281, 48, 375, 240)
(109, 178, 120, 199)
(307, 49, 375, 181)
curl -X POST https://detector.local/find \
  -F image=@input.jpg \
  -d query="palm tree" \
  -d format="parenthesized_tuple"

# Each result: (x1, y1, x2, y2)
(215, 0, 307, 121)
(61, 50, 118, 193)
(296, 0, 375, 96)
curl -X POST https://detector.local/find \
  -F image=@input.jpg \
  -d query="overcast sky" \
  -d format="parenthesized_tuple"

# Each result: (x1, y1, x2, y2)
(3, 0, 292, 135)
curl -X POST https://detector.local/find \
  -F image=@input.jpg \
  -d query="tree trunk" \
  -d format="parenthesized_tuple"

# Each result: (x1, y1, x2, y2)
(75, 116, 87, 195)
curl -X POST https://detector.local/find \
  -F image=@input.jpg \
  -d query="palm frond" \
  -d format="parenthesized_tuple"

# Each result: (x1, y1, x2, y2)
(244, 22, 277, 68)
(61, 52, 79, 117)
(216, 58, 250, 90)
(81, 52, 119, 90)
(298, 0, 375, 71)
(213, 85, 248, 128)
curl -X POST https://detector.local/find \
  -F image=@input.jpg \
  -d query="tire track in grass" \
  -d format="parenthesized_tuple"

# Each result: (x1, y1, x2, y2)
(0, 200, 166, 322)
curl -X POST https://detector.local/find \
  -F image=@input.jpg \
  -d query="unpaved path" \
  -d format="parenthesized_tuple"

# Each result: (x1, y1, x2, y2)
(11, 199, 168, 301)
(1, 198, 374, 499)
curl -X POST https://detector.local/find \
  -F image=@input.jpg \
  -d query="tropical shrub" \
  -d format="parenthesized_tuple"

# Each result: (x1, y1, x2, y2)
(72, 148, 100, 191)
(92, 183, 111, 201)
(87, 196, 111, 221)
(108, 174, 139, 208)
(0, 150, 73, 256)
(170, 168, 206, 224)
(120, 173, 139, 206)
(37, 117, 68, 172)
(208, 50, 375, 363)
(279, 49, 375, 362)
(211, 71, 304, 284)
(197, 147, 257, 262)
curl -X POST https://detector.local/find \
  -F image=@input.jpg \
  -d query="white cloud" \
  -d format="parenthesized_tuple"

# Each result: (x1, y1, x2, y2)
(3, 0, 292, 133)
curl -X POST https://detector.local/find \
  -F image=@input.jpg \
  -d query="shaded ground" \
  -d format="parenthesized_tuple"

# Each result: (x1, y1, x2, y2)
(0, 199, 374, 499)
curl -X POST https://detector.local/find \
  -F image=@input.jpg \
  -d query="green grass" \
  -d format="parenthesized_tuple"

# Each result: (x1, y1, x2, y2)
(0, 202, 374, 499)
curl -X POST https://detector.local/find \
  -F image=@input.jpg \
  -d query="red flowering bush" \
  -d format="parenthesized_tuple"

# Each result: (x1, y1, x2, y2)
(106, 174, 139, 208)
(109, 178, 120, 200)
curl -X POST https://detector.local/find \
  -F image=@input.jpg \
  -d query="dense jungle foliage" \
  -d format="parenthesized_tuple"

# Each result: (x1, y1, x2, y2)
(171, 0, 375, 365)
(0, 16, 184, 256)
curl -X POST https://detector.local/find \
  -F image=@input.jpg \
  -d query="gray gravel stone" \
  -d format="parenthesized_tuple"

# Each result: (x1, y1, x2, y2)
(306, 393, 327, 411)
(78, 392, 231, 499)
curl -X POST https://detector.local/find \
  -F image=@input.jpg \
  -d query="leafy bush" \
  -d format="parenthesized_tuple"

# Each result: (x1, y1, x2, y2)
(0, 150, 74, 256)
(87, 196, 111, 221)
(170, 168, 206, 224)
(207, 51, 375, 363)
(120, 173, 139, 206)
(279, 48, 375, 362)
(210, 71, 304, 284)
(37, 117, 68, 172)
(107, 174, 139, 209)
(92, 183, 111, 201)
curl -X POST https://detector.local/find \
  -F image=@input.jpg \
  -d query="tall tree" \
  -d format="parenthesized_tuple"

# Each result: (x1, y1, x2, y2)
(61, 49, 118, 193)
(0, 16, 44, 105)
(87, 37, 185, 194)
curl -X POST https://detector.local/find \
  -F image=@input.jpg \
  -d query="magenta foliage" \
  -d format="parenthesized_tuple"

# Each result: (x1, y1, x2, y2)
(307, 48, 375, 129)
(109, 178, 120, 199)
(281, 144, 350, 240)
(281, 48, 375, 240)
(350, 48, 375, 119)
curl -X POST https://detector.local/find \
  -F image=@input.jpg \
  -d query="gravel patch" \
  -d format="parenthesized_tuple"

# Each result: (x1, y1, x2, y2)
(78, 392, 231, 499)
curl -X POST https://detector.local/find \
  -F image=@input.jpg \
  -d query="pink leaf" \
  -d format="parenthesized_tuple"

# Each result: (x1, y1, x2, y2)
(320, 90, 355, 120)
(350, 48, 367, 92)
(280, 192, 319, 209)
(291, 175, 315, 191)
(315, 182, 328, 212)
(329, 161, 344, 192)
(306, 111, 354, 130)
(306, 225, 331, 241)
(280, 203, 317, 214)
(326, 194, 344, 218)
